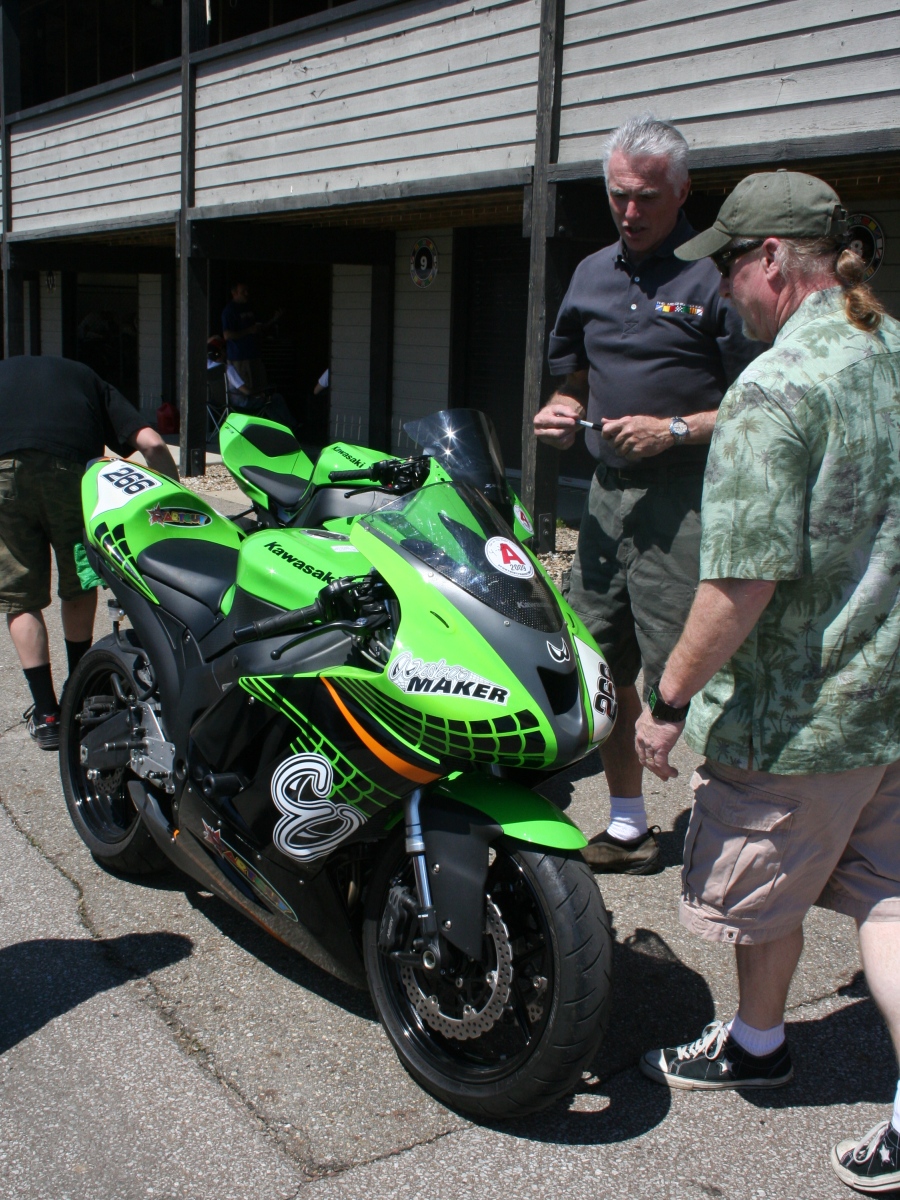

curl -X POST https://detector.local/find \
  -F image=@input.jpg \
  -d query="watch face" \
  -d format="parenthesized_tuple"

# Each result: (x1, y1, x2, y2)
(671, 417, 689, 439)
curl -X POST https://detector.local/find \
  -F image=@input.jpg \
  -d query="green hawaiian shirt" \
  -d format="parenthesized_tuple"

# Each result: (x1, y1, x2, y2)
(686, 287, 900, 774)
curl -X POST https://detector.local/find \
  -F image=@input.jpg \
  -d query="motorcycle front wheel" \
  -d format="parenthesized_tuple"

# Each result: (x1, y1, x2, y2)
(363, 835, 611, 1118)
(59, 643, 168, 876)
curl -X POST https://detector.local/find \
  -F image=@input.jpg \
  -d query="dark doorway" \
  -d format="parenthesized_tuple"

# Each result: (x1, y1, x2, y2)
(76, 273, 139, 403)
(211, 262, 331, 443)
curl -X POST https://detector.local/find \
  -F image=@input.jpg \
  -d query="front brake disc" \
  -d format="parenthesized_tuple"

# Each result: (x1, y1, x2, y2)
(400, 896, 513, 1041)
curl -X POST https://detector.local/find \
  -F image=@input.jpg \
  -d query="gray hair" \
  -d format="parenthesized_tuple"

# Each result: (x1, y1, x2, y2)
(602, 115, 689, 188)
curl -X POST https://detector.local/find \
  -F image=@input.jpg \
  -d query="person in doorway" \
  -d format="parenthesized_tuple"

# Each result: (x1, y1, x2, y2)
(0, 355, 178, 750)
(221, 281, 282, 395)
(533, 114, 758, 874)
(633, 171, 900, 1196)
(313, 368, 330, 395)
(223, 359, 295, 431)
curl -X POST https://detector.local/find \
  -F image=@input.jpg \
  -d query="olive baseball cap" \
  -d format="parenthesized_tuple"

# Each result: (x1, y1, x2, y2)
(675, 170, 849, 260)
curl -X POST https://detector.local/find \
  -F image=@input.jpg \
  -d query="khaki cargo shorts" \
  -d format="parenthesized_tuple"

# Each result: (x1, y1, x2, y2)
(567, 463, 703, 695)
(0, 451, 88, 613)
(680, 759, 900, 945)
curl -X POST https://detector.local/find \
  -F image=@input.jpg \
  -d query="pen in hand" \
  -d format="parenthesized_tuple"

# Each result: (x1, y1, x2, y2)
(577, 418, 604, 432)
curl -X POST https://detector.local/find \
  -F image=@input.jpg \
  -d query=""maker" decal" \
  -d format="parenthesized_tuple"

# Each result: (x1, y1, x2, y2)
(388, 651, 509, 704)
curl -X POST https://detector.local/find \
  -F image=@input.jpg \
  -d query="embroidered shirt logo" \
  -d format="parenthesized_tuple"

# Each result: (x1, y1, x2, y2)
(656, 301, 704, 316)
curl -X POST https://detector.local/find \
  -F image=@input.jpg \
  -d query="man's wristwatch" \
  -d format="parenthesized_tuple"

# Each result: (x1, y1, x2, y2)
(647, 681, 691, 723)
(670, 415, 690, 445)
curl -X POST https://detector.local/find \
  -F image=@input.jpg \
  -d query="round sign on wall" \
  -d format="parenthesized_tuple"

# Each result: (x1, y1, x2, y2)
(846, 214, 886, 281)
(410, 238, 438, 288)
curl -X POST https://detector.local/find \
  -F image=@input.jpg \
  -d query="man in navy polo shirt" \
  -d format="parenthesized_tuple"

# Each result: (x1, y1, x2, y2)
(221, 281, 282, 396)
(534, 115, 758, 874)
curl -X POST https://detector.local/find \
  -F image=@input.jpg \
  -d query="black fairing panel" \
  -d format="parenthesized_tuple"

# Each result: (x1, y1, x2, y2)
(421, 796, 501, 960)
(292, 486, 392, 526)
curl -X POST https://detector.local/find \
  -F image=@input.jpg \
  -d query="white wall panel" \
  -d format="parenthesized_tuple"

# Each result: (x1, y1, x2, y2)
(138, 274, 164, 421)
(40, 274, 62, 356)
(391, 229, 452, 452)
(9, 75, 181, 232)
(558, 0, 900, 163)
(330, 264, 372, 444)
(194, 0, 539, 210)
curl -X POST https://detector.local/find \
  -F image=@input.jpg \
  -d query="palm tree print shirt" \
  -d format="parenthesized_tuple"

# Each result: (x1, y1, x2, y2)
(685, 287, 900, 774)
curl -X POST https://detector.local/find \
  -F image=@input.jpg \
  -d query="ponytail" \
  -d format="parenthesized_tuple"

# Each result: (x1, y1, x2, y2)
(776, 240, 885, 333)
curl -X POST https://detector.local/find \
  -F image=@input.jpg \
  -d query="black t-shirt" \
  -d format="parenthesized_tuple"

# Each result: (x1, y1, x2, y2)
(221, 301, 259, 361)
(548, 212, 761, 469)
(0, 356, 146, 465)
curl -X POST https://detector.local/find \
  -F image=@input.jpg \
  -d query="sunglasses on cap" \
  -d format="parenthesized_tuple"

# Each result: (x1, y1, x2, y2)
(712, 239, 764, 278)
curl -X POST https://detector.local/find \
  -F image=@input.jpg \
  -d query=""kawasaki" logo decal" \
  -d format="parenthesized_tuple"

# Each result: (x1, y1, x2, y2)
(265, 541, 335, 582)
(388, 651, 508, 704)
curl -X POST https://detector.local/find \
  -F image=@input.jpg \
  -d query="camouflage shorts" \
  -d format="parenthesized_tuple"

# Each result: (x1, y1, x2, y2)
(0, 451, 89, 613)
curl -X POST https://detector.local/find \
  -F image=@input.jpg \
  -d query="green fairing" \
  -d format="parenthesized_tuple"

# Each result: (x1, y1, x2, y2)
(236, 528, 367, 609)
(437, 774, 587, 850)
(219, 414, 314, 508)
(312, 442, 391, 486)
(81, 460, 243, 605)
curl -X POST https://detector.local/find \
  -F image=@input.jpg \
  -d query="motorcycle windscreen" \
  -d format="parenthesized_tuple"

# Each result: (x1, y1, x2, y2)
(359, 481, 562, 634)
(403, 409, 512, 524)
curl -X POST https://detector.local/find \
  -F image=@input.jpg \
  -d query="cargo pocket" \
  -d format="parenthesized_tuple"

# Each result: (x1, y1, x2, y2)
(682, 781, 798, 919)
(0, 461, 17, 503)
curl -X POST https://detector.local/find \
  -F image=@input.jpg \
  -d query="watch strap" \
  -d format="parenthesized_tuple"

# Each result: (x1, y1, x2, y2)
(647, 681, 690, 723)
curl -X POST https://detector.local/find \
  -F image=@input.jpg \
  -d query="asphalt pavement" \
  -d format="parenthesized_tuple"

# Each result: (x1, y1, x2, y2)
(0, 483, 896, 1200)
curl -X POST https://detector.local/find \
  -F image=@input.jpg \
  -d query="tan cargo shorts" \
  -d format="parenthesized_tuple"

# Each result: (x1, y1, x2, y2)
(0, 451, 88, 613)
(680, 758, 900, 945)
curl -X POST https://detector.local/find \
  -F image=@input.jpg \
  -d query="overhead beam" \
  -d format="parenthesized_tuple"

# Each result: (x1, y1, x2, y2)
(189, 220, 395, 266)
(7, 242, 176, 275)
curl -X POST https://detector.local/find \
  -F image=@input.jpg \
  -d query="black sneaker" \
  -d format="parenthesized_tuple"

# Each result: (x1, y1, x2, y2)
(831, 1121, 900, 1194)
(581, 826, 661, 875)
(24, 705, 60, 751)
(640, 1020, 793, 1090)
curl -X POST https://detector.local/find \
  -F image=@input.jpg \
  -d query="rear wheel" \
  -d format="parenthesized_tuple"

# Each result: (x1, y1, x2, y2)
(363, 835, 611, 1118)
(59, 644, 168, 876)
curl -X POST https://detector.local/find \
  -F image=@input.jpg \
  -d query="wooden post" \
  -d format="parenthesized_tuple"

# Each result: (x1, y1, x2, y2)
(521, 0, 566, 552)
(61, 270, 77, 359)
(0, 0, 21, 358)
(178, 0, 208, 476)
(368, 240, 395, 452)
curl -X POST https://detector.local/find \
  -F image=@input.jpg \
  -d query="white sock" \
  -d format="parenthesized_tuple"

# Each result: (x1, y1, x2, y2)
(606, 795, 648, 842)
(892, 1078, 900, 1134)
(727, 1014, 785, 1058)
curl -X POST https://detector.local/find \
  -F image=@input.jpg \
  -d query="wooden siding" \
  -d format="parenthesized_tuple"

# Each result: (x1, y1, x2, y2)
(9, 75, 181, 233)
(330, 264, 372, 443)
(193, 0, 540, 212)
(558, 0, 900, 164)
(391, 229, 452, 453)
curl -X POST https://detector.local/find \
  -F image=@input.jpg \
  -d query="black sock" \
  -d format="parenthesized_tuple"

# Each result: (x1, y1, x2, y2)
(65, 637, 92, 676)
(23, 665, 58, 717)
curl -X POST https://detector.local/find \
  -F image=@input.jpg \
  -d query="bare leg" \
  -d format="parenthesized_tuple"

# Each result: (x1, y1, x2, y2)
(599, 682, 644, 798)
(735, 927, 805, 1030)
(7, 610, 51, 669)
(858, 918, 900, 1061)
(61, 591, 97, 644)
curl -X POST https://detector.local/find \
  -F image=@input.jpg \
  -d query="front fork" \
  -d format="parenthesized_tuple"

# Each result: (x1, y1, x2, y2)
(404, 787, 442, 971)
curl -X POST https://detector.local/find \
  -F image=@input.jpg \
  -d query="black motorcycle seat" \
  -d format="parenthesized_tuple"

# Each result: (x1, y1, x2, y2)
(242, 466, 308, 509)
(137, 539, 239, 613)
(239, 423, 300, 458)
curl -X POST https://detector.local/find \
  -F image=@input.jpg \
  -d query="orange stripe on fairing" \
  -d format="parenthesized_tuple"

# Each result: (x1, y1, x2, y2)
(322, 678, 440, 784)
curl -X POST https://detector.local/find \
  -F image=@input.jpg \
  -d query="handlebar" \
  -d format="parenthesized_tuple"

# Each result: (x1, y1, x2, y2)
(233, 599, 322, 644)
(328, 467, 376, 482)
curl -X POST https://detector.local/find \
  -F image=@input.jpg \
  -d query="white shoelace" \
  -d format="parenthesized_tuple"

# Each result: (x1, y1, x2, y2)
(675, 1020, 730, 1062)
(849, 1121, 892, 1165)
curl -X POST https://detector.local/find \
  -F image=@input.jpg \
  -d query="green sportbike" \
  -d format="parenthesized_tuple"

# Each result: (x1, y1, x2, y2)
(60, 410, 617, 1118)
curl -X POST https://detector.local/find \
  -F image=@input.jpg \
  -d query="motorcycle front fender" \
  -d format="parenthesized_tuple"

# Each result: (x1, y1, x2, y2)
(421, 776, 587, 960)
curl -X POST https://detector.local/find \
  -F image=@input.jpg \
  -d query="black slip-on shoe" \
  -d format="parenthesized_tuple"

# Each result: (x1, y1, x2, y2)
(581, 826, 661, 875)
(832, 1121, 900, 1194)
(640, 1020, 793, 1090)
(24, 705, 60, 751)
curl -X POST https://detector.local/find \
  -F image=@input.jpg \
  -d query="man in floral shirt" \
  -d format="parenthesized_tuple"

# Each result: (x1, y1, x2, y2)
(632, 170, 900, 1194)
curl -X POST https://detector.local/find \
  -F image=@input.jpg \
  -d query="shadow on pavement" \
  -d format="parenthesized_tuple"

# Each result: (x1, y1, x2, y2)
(185, 887, 377, 1021)
(744, 986, 896, 1110)
(533, 749, 604, 813)
(657, 807, 691, 869)
(0, 932, 193, 1055)
(504, 927, 714, 1146)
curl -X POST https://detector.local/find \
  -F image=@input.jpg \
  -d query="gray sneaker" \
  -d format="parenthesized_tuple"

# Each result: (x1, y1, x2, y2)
(24, 705, 60, 751)
(581, 826, 660, 874)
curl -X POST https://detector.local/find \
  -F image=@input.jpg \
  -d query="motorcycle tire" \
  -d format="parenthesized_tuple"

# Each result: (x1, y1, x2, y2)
(363, 834, 611, 1118)
(59, 641, 168, 876)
